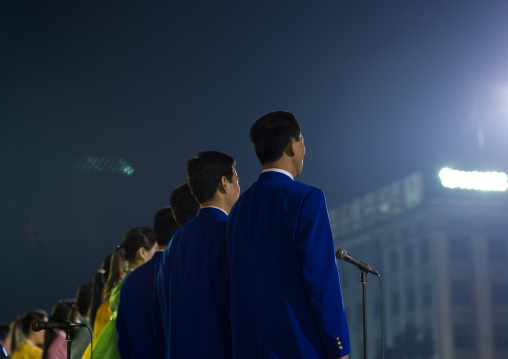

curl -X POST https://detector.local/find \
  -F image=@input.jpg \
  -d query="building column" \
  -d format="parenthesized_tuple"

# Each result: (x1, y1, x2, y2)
(434, 232, 453, 359)
(471, 234, 492, 358)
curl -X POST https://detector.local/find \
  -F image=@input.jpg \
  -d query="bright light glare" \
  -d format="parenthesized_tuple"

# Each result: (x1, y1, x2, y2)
(439, 168, 508, 192)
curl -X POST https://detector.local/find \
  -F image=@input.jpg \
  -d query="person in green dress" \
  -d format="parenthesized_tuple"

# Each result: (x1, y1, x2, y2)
(83, 227, 157, 359)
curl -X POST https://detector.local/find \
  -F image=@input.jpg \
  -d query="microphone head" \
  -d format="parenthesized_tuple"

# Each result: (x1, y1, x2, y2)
(336, 248, 347, 260)
(31, 320, 43, 332)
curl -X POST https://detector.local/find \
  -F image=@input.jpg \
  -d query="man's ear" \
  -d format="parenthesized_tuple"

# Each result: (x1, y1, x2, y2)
(138, 247, 148, 260)
(218, 176, 229, 194)
(285, 138, 296, 157)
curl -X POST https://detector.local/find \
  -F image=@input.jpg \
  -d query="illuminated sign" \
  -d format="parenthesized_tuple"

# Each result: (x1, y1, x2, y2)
(439, 168, 507, 192)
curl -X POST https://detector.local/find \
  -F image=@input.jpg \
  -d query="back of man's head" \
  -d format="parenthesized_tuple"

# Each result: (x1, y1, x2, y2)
(170, 183, 200, 226)
(250, 110, 301, 164)
(186, 151, 236, 204)
(153, 207, 179, 247)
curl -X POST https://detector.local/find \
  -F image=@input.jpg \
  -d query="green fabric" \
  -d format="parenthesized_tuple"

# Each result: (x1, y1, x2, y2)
(89, 270, 132, 359)
(71, 318, 92, 358)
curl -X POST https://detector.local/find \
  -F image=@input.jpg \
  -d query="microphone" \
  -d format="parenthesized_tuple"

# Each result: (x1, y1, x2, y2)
(31, 320, 86, 332)
(336, 248, 380, 276)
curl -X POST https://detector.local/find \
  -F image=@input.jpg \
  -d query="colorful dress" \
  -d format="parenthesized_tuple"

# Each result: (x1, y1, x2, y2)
(11, 340, 42, 359)
(47, 331, 66, 359)
(93, 299, 112, 339)
(71, 318, 92, 359)
(82, 270, 131, 359)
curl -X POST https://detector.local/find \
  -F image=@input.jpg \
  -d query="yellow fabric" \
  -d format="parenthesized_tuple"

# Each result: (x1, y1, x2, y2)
(81, 297, 112, 359)
(93, 298, 112, 340)
(82, 271, 131, 359)
(80, 338, 95, 359)
(11, 340, 42, 359)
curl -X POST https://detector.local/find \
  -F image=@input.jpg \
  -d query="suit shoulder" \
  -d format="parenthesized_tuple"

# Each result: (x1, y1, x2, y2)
(238, 180, 324, 202)
(292, 180, 322, 193)
(283, 181, 326, 201)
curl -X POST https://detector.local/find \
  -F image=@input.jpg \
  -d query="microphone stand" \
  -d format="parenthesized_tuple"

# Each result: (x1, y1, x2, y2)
(361, 271, 368, 359)
(64, 328, 73, 359)
(336, 248, 380, 359)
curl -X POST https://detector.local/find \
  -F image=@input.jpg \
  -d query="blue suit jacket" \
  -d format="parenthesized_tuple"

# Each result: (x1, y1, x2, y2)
(156, 207, 232, 359)
(226, 171, 350, 359)
(117, 251, 165, 359)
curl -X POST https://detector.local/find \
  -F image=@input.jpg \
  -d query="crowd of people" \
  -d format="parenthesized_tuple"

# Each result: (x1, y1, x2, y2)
(1, 283, 94, 359)
(1, 111, 351, 359)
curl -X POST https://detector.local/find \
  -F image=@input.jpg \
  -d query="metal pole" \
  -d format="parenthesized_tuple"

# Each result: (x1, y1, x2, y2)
(65, 328, 73, 359)
(361, 271, 368, 359)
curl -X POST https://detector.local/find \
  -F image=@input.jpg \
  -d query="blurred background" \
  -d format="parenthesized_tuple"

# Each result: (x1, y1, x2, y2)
(2, 1, 508, 358)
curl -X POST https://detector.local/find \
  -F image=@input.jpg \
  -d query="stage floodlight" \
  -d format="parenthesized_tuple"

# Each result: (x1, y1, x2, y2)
(439, 168, 508, 192)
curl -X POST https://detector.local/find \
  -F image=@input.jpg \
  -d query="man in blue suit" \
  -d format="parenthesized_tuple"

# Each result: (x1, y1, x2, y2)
(116, 207, 179, 359)
(157, 151, 239, 358)
(227, 111, 350, 359)
(117, 185, 199, 359)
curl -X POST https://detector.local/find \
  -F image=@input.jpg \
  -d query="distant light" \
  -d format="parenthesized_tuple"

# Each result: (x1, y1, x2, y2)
(76, 157, 135, 177)
(439, 168, 508, 192)
(122, 165, 134, 176)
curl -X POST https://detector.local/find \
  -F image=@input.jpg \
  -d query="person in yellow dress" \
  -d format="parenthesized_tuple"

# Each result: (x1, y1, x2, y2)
(91, 263, 113, 340)
(11, 310, 48, 359)
(81, 227, 157, 359)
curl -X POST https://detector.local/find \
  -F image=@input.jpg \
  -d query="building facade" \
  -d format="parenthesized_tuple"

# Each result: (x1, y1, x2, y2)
(330, 172, 508, 359)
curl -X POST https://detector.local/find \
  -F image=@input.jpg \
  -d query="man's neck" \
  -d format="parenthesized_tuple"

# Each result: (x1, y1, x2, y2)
(200, 199, 230, 215)
(262, 159, 296, 178)
(262, 168, 293, 180)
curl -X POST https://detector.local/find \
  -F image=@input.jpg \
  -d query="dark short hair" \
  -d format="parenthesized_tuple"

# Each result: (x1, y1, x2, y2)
(90, 253, 112, 325)
(104, 227, 156, 296)
(250, 111, 301, 164)
(186, 151, 236, 203)
(43, 300, 76, 359)
(153, 207, 180, 247)
(20, 309, 47, 335)
(120, 227, 157, 262)
(0, 324, 9, 342)
(170, 183, 200, 226)
(49, 299, 75, 322)
(75, 282, 92, 317)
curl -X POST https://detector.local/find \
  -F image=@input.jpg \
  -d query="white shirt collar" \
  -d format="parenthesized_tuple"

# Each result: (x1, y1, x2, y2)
(262, 168, 294, 180)
(200, 206, 228, 215)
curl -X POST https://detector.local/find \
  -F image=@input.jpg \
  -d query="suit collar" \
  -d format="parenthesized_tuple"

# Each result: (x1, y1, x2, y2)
(197, 206, 228, 217)
(259, 171, 293, 181)
(261, 168, 294, 179)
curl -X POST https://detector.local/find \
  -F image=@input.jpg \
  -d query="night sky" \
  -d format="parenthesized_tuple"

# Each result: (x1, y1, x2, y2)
(2, 1, 508, 322)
